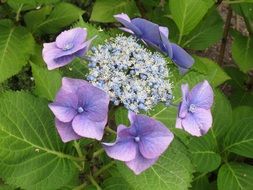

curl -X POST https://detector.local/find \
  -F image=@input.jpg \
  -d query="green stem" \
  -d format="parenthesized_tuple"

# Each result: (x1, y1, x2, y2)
(106, 127, 116, 134)
(15, 4, 23, 22)
(88, 174, 102, 190)
(94, 161, 116, 178)
(177, 32, 183, 45)
(73, 140, 85, 169)
(74, 140, 84, 158)
(93, 148, 105, 158)
(73, 183, 86, 190)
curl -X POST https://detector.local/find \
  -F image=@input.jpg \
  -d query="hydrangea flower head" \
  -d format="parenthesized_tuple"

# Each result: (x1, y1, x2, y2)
(114, 13, 194, 73)
(103, 112, 174, 175)
(49, 77, 109, 142)
(43, 28, 94, 70)
(176, 80, 214, 136)
(87, 35, 173, 112)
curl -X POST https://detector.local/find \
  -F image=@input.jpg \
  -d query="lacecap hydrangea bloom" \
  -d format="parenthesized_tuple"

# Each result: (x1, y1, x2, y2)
(103, 112, 174, 175)
(49, 77, 109, 142)
(176, 80, 214, 136)
(114, 13, 194, 73)
(43, 27, 95, 70)
(87, 35, 173, 113)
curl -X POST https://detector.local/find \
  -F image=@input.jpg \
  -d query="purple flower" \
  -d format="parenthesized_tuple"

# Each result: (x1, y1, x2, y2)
(103, 112, 174, 175)
(114, 13, 194, 73)
(43, 28, 94, 70)
(49, 77, 110, 142)
(176, 80, 214, 137)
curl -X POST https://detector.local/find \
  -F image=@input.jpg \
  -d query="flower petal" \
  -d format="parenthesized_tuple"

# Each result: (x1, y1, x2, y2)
(103, 125, 137, 161)
(138, 117, 174, 159)
(114, 13, 142, 36)
(77, 85, 109, 122)
(171, 43, 194, 71)
(132, 18, 161, 45)
(181, 108, 212, 136)
(125, 151, 158, 175)
(175, 117, 183, 129)
(42, 42, 68, 70)
(72, 114, 107, 140)
(49, 103, 77, 123)
(119, 27, 135, 34)
(178, 84, 190, 118)
(55, 119, 81, 142)
(189, 80, 214, 109)
(56, 28, 87, 48)
(61, 77, 89, 93)
(159, 26, 173, 57)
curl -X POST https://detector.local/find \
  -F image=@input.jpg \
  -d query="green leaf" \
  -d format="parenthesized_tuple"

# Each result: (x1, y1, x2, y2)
(90, 0, 139, 23)
(0, 20, 35, 83)
(149, 103, 177, 128)
(190, 175, 211, 190)
(172, 57, 229, 102)
(7, 0, 59, 11)
(224, 107, 253, 158)
(0, 91, 79, 190)
(225, 67, 253, 108)
(24, 5, 53, 33)
(169, 0, 210, 39)
(115, 107, 130, 126)
(30, 44, 46, 67)
(193, 57, 230, 87)
(60, 58, 89, 79)
(232, 3, 253, 34)
(117, 139, 194, 190)
(212, 90, 232, 139)
(24, 2, 84, 35)
(232, 106, 253, 122)
(182, 9, 223, 50)
(232, 33, 253, 73)
(102, 177, 131, 190)
(218, 162, 253, 190)
(31, 63, 61, 101)
(188, 134, 221, 172)
(0, 179, 15, 190)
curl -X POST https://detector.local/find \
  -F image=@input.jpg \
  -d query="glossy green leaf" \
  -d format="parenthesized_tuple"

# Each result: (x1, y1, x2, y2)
(169, 0, 210, 39)
(182, 9, 223, 50)
(24, 3, 84, 35)
(90, 0, 139, 23)
(190, 175, 211, 190)
(102, 177, 131, 190)
(212, 90, 232, 139)
(0, 92, 79, 190)
(188, 134, 221, 172)
(232, 3, 253, 34)
(115, 107, 130, 126)
(31, 63, 61, 101)
(225, 67, 253, 108)
(218, 163, 253, 190)
(232, 33, 253, 73)
(7, 0, 59, 11)
(224, 107, 253, 158)
(0, 20, 34, 83)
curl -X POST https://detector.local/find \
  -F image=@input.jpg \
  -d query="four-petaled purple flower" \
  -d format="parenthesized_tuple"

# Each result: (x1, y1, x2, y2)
(176, 80, 214, 137)
(49, 77, 110, 142)
(114, 13, 194, 73)
(103, 112, 174, 175)
(43, 27, 95, 70)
